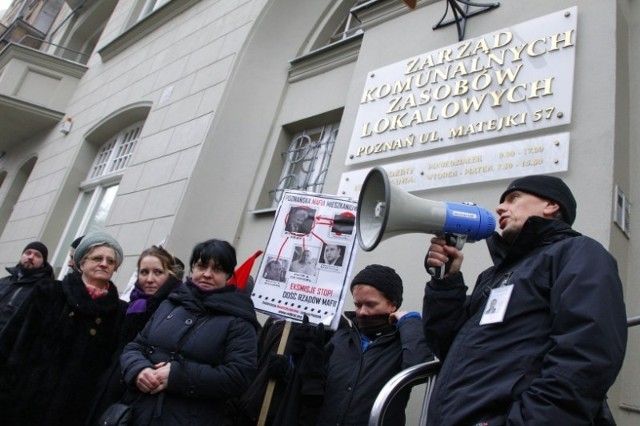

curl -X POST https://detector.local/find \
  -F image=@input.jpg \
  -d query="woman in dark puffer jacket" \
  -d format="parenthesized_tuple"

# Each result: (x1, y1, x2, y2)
(120, 239, 260, 425)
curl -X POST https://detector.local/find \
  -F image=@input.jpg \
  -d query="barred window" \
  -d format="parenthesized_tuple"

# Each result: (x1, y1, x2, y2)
(270, 123, 339, 206)
(88, 122, 142, 180)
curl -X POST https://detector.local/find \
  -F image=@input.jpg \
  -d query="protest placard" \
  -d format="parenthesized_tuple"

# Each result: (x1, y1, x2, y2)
(252, 190, 358, 330)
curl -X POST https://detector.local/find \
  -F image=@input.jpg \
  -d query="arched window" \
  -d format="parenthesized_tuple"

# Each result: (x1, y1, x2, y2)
(52, 112, 147, 278)
(74, 120, 143, 237)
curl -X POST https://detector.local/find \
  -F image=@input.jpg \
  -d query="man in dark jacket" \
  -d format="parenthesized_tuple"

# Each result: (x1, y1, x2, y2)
(423, 175, 627, 425)
(0, 241, 54, 331)
(310, 264, 433, 426)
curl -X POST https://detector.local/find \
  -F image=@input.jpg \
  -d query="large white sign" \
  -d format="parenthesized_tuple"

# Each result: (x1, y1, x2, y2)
(338, 132, 570, 199)
(252, 191, 358, 329)
(345, 7, 577, 165)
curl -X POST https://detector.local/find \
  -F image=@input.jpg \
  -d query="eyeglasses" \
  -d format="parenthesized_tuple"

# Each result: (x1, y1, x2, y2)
(86, 255, 117, 266)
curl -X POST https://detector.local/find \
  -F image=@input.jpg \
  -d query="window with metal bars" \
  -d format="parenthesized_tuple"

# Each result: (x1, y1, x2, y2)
(88, 121, 142, 180)
(270, 123, 339, 206)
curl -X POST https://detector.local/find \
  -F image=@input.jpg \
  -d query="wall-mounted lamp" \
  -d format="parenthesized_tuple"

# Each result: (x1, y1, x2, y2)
(60, 117, 73, 135)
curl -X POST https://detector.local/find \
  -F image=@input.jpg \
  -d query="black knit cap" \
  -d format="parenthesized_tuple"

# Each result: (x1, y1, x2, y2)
(23, 241, 48, 263)
(70, 235, 84, 249)
(500, 175, 577, 225)
(350, 264, 403, 308)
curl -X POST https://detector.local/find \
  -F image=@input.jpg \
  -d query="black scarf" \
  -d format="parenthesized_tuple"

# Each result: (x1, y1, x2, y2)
(356, 313, 395, 339)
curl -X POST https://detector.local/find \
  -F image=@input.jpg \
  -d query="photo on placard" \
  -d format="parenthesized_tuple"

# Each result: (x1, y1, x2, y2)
(284, 206, 316, 235)
(262, 256, 289, 283)
(289, 245, 318, 276)
(320, 242, 345, 267)
(331, 212, 355, 236)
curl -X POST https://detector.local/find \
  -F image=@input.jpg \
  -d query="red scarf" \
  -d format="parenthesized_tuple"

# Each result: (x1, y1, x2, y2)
(85, 283, 110, 299)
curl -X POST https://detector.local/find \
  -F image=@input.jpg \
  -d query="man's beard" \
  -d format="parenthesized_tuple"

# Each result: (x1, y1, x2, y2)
(20, 261, 36, 269)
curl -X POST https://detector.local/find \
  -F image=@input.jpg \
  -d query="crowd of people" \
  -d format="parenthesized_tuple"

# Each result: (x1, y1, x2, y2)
(0, 174, 629, 425)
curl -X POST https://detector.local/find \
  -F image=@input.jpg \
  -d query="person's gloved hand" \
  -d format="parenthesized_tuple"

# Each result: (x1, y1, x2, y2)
(289, 315, 317, 356)
(267, 353, 290, 380)
(298, 322, 327, 396)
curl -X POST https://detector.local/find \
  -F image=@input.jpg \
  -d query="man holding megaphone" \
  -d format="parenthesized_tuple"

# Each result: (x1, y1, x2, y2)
(423, 175, 627, 425)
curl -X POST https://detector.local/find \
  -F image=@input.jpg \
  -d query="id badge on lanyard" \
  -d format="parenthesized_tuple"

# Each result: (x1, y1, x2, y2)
(480, 273, 514, 325)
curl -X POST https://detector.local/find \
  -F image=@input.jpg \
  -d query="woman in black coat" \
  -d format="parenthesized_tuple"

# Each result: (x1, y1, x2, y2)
(0, 231, 127, 426)
(120, 239, 260, 425)
(88, 245, 184, 424)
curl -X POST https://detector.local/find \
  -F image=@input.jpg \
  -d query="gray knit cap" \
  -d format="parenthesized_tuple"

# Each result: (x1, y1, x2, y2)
(73, 231, 123, 268)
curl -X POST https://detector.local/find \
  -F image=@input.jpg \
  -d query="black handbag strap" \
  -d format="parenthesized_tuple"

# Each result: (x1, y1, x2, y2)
(168, 314, 208, 361)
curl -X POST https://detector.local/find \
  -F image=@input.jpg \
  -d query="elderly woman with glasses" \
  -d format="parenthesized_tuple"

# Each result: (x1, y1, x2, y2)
(0, 231, 127, 426)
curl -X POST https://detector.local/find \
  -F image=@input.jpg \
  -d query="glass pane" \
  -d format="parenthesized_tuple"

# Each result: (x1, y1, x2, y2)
(52, 190, 94, 277)
(328, 0, 366, 45)
(85, 185, 119, 235)
(89, 139, 116, 179)
(54, 185, 119, 279)
(88, 121, 142, 180)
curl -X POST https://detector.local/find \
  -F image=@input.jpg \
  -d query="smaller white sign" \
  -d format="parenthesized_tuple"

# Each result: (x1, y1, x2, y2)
(338, 132, 570, 200)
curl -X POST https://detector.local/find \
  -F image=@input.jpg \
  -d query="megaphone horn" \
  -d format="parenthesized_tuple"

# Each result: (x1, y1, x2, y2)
(355, 167, 496, 252)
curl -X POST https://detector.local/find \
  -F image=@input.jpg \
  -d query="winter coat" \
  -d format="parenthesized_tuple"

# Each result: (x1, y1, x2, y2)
(87, 276, 183, 425)
(0, 271, 126, 426)
(120, 281, 260, 426)
(423, 217, 628, 425)
(224, 317, 289, 426)
(0, 262, 54, 331)
(316, 311, 432, 426)
(224, 317, 336, 426)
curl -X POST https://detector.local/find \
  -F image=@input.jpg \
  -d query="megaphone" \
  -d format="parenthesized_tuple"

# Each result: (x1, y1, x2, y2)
(356, 167, 496, 275)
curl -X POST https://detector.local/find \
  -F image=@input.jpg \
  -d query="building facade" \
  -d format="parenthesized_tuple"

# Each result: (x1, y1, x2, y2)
(0, 0, 638, 422)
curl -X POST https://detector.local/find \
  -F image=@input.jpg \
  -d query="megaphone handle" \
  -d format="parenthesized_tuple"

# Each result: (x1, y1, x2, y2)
(428, 260, 451, 280)
(428, 234, 465, 279)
